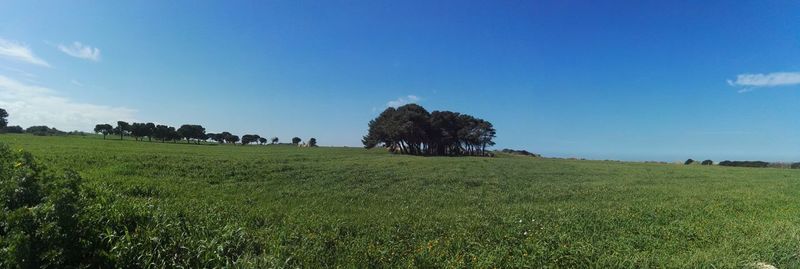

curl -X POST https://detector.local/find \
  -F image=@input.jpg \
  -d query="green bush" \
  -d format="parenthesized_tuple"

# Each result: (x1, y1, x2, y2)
(0, 144, 96, 268)
(0, 144, 262, 268)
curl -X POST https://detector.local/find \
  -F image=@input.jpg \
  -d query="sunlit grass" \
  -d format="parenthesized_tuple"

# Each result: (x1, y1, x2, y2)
(1, 133, 798, 267)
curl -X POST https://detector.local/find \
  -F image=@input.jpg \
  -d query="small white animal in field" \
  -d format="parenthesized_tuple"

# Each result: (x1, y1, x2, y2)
(752, 262, 777, 269)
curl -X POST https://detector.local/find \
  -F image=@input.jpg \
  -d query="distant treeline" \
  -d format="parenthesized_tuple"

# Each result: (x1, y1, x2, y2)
(363, 104, 496, 156)
(1, 124, 89, 137)
(0, 107, 318, 146)
(95, 121, 317, 146)
(500, 149, 541, 157)
(718, 161, 770, 168)
(688, 158, 800, 169)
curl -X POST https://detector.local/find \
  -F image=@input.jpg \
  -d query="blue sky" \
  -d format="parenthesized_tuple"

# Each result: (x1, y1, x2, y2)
(2, 1, 800, 161)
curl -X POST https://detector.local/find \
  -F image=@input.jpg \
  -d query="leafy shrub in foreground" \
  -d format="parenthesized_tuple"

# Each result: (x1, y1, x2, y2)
(0, 144, 263, 268)
(0, 144, 98, 268)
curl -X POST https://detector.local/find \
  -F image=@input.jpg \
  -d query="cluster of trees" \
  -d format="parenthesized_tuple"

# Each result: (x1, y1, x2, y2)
(687, 159, 787, 168)
(684, 159, 713, 165)
(363, 104, 496, 156)
(95, 121, 316, 147)
(1, 108, 82, 136)
(2, 125, 23, 133)
(500, 148, 541, 157)
(718, 160, 769, 168)
(0, 108, 21, 134)
(0, 108, 6, 129)
(26, 126, 67, 136)
(730, 161, 800, 169)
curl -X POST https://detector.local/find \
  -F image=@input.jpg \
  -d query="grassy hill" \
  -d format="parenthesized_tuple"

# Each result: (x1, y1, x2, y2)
(2, 134, 800, 267)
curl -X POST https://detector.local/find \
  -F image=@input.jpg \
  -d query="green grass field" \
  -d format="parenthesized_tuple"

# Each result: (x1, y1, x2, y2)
(2, 134, 800, 267)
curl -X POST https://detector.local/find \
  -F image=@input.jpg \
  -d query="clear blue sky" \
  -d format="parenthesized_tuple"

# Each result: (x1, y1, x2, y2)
(2, 1, 800, 162)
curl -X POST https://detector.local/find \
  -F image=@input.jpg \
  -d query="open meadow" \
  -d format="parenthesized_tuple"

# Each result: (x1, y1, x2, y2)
(2, 134, 800, 267)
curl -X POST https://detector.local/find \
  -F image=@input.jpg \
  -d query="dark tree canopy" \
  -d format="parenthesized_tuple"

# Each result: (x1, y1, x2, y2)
(207, 133, 220, 143)
(152, 125, 178, 142)
(684, 159, 694, 165)
(0, 108, 8, 128)
(213, 132, 238, 144)
(94, 124, 113, 139)
(226, 134, 240, 144)
(718, 160, 769, 168)
(130, 123, 150, 141)
(363, 104, 496, 156)
(3, 125, 23, 133)
(701, 160, 713, 165)
(26, 126, 65, 136)
(177, 124, 206, 144)
(114, 121, 130, 140)
(308, 138, 317, 147)
(241, 134, 260, 145)
(145, 123, 156, 141)
(91, 120, 300, 149)
(292, 137, 302, 145)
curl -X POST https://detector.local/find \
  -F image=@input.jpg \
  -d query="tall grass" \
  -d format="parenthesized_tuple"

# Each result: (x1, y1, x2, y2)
(2, 134, 800, 267)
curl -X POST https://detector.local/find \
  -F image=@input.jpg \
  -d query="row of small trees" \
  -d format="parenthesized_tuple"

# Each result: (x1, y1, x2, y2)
(95, 121, 316, 146)
(1, 109, 77, 135)
(684, 159, 713, 165)
(363, 104, 496, 156)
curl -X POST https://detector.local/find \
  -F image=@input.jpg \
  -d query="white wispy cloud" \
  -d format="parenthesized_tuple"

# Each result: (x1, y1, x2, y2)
(386, 95, 420, 107)
(0, 66, 36, 78)
(70, 79, 84, 87)
(58, 41, 101, 62)
(0, 38, 50, 67)
(727, 72, 800, 92)
(0, 75, 135, 131)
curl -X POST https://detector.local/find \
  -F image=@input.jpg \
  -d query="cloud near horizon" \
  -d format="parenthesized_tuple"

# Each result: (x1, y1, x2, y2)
(0, 75, 135, 131)
(58, 41, 101, 62)
(0, 38, 50, 67)
(727, 72, 800, 92)
(386, 95, 420, 107)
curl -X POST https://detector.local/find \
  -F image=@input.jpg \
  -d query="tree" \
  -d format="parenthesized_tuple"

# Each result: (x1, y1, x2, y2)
(308, 138, 317, 147)
(363, 104, 496, 156)
(93, 124, 113, 139)
(130, 123, 150, 141)
(206, 133, 220, 143)
(3, 125, 23, 133)
(26, 126, 65, 136)
(258, 137, 267, 145)
(0, 108, 7, 128)
(152, 125, 178, 142)
(429, 111, 462, 155)
(701, 160, 713, 165)
(145, 122, 156, 142)
(177, 124, 206, 144)
(226, 134, 240, 145)
(685, 159, 695, 165)
(241, 134, 259, 145)
(168, 127, 181, 143)
(292, 137, 302, 145)
(115, 121, 130, 140)
(271, 137, 279, 144)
